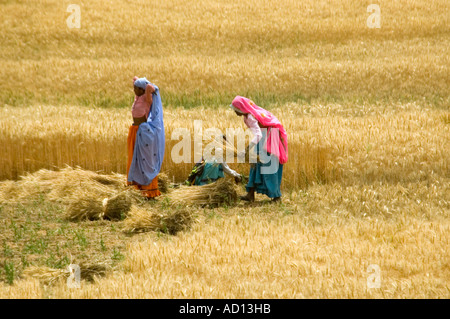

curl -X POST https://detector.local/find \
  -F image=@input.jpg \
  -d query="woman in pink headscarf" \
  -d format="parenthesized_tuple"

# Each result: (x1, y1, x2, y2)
(230, 96, 288, 202)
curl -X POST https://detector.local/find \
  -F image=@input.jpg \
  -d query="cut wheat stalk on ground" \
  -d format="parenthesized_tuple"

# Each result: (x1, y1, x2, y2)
(167, 177, 240, 206)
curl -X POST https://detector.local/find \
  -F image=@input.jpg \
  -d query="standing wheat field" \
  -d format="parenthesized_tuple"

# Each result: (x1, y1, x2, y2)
(0, 0, 449, 299)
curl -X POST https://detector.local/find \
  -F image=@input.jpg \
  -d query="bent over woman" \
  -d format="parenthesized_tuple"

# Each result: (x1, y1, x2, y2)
(230, 96, 288, 202)
(127, 76, 165, 198)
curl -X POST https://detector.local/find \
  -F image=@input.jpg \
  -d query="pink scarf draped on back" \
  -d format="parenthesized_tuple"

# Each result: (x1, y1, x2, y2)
(231, 96, 288, 164)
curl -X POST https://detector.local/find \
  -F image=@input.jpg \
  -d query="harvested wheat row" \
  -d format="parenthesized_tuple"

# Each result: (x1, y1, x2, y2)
(0, 166, 125, 204)
(0, 166, 165, 222)
(0, 166, 160, 206)
(2, 166, 174, 203)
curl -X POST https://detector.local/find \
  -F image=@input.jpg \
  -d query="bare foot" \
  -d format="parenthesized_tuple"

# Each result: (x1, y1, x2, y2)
(240, 194, 255, 202)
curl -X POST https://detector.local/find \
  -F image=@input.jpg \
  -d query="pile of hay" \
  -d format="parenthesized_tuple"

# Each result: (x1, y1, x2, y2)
(22, 263, 109, 285)
(103, 192, 132, 221)
(157, 172, 171, 194)
(64, 192, 133, 222)
(123, 205, 194, 235)
(0, 166, 172, 205)
(21, 266, 68, 286)
(167, 177, 239, 206)
(66, 192, 133, 221)
(0, 166, 132, 204)
(65, 196, 105, 221)
(0, 166, 166, 222)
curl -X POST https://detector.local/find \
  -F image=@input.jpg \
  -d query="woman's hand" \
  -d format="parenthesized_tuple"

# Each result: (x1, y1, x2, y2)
(237, 150, 246, 161)
(146, 84, 156, 94)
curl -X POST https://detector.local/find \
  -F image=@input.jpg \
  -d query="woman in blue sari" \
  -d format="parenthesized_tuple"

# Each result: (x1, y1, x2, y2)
(127, 76, 165, 198)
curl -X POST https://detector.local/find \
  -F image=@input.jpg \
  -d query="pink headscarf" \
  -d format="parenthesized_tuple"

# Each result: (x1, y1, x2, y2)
(231, 96, 288, 164)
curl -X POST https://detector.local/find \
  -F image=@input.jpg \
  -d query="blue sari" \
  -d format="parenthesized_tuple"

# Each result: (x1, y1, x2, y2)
(127, 83, 165, 186)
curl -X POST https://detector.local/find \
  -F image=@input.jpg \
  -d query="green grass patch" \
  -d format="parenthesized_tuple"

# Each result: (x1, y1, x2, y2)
(0, 199, 129, 285)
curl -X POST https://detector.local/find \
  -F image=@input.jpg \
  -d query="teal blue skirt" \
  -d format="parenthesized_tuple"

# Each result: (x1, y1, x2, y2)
(246, 161, 283, 198)
(195, 161, 224, 186)
(246, 133, 283, 198)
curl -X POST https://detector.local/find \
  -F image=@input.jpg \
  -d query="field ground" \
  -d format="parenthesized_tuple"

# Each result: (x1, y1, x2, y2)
(0, 181, 448, 298)
(0, 0, 449, 298)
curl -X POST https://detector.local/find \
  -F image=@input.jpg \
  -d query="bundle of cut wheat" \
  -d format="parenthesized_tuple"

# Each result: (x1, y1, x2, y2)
(22, 266, 68, 285)
(78, 263, 109, 282)
(22, 263, 109, 285)
(123, 205, 193, 235)
(167, 177, 239, 206)
(157, 172, 171, 194)
(161, 208, 194, 235)
(65, 197, 104, 221)
(103, 192, 132, 221)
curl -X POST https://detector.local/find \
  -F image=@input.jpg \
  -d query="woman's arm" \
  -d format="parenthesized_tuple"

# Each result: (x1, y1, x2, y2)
(245, 114, 263, 146)
(221, 162, 242, 183)
(237, 114, 263, 160)
(145, 83, 155, 106)
(221, 162, 240, 177)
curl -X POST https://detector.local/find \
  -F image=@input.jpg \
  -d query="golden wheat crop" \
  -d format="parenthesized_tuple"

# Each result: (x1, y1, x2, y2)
(0, 103, 448, 189)
(0, 0, 449, 299)
(0, 0, 448, 106)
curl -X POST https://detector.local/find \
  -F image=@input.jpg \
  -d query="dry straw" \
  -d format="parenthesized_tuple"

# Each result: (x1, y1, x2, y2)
(65, 197, 104, 221)
(123, 205, 193, 235)
(0, 166, 129, 204)
(157, 172, 171, 194)
(78, 263, 109, 282)
(21, 263, 109, 285)
(0, 165, 196, 233)
(103, 192, 132, 221)
(0, 166, 152, 221)
(167, 177, 239, 206)
(21, 266, 68, 286)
